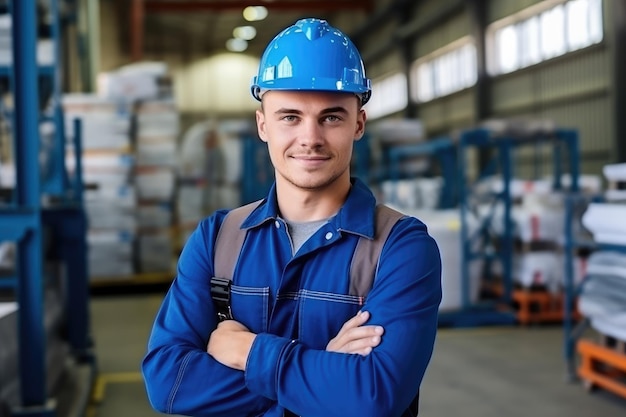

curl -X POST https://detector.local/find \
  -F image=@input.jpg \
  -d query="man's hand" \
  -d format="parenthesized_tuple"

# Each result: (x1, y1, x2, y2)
(326, 311, 384, 356)
(207, 320, 256, 371)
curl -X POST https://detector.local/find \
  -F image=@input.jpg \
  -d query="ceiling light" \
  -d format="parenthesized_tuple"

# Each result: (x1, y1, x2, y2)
(233, 26, 257, 41)
(226, 38, 248, 52)
(243, 6, 268, 22)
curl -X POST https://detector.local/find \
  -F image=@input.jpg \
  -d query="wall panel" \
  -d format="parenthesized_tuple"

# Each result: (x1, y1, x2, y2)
(420, 90, 476, 135)
(487, 0, 546, 24)
(412, 10, 470, 57)
(491, 73, 536, 114)
(367, 49, 405, 80)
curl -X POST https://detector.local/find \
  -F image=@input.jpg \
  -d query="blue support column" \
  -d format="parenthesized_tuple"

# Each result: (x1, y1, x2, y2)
(498, 139, 514, 305)
(72, 118, 84, 202)
(42, 0, 70, 197)
(11, 0, 55, 414)
(563, 193, 578, 380)
(42, 207, 92, 361)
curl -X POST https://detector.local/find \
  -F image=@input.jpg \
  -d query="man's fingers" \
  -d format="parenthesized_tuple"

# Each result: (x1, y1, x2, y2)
(339, 310, 370, 332)
(341, 325, 384, 341)
(327, 325, 384, 353)
(326, 310, 386, 355)
(339, 334, 382, 355)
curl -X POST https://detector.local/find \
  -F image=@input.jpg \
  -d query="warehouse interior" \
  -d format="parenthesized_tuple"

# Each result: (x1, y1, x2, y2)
(1, 0, 626, 416)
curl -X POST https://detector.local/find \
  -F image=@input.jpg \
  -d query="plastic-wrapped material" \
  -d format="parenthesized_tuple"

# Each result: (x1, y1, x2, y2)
(389, 207, 482, 311)
(603, 163, 626, 182)
(578, 251, 626, 341)
(582, 203, 626, 245)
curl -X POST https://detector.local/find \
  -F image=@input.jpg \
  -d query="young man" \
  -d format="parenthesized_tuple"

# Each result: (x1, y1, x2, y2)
(142, 18, 442, 417)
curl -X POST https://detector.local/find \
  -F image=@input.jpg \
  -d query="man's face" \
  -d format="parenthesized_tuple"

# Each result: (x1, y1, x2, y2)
(256, 90, 366, 193)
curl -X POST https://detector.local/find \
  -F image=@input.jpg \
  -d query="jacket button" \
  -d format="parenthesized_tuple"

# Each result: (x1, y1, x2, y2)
(325, 232, 333, 240)
(275, 220, 280, 228)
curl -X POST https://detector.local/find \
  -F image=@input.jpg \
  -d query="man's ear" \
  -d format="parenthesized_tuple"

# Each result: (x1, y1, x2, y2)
(354, 108, 367, 141)
(256, 109, 268, 143)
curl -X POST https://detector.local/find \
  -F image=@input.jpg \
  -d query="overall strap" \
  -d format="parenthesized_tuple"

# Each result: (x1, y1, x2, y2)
(349, 204, 405, 298)
(213, 199, 263, 279)
(211, 200, 263, 321)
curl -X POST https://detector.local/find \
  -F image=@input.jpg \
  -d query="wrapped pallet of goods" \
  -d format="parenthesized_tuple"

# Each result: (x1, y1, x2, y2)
(576, 162, 626, 399)
(62, 94, 136, 282)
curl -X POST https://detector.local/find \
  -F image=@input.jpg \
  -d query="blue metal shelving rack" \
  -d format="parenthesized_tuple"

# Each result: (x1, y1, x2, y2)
(438, 126, 580, 327)
(385, 136, 458, 209)
(0, 1, 93, 415)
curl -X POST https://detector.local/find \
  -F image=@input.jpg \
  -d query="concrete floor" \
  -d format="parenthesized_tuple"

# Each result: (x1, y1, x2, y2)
(86, 292, 626, 417)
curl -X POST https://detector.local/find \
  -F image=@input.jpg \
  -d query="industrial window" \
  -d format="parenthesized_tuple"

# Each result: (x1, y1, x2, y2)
(487, 0, 603, 75)
(410, 37, 477, 103)
(365, 72, 408, 120)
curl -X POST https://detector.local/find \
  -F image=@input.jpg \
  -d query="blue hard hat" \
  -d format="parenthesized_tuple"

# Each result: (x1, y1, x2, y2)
(251, 18, 371, 105)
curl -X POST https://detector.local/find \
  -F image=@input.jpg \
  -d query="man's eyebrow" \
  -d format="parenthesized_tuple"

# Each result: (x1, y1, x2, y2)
(321, 106, 349, 115)
(273, 106, 349, 115)
(274, 108, 302, 115)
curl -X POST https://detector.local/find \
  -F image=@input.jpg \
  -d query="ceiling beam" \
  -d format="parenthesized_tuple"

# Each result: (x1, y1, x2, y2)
(144, 1, 373, 13)
(131, 0, 145, 62)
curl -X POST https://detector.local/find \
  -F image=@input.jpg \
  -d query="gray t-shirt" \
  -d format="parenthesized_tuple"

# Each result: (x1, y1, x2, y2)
(283, 217, 330, 254)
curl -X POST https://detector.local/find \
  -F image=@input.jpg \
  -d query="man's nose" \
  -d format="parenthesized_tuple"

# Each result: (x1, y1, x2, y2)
(298, 120, 323, 146)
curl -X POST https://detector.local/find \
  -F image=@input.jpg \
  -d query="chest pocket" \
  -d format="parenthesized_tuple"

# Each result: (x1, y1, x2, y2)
(230, 284, 270, 334)
(297, 290, 362, 349)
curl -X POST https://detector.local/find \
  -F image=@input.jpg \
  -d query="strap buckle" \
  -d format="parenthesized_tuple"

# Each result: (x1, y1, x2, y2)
(210, 277, 233, 322)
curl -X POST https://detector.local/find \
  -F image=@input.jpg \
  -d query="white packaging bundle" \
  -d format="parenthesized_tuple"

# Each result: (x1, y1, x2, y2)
(602, 163, 626, 182)
(135, 167, 176, 201)
(390, 207, 483, 311)
(136, 112, 180, 138)
(136, 139, 178, 167)
(87, 230, 134, 278)
(137, 203, 173, 229)
(176, 185, 206, 224)
(137, 232, 173, 273)
(513, 251, 562, 292)
(582, 203, 626, 244)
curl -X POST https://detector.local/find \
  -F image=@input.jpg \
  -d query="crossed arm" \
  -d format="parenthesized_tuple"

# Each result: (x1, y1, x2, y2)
(208, 310, 384, 370)
(143, 216, 441, 416)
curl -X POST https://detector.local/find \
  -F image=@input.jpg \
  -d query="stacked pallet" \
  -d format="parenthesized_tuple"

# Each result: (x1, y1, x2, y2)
(577, 162, 626, 399)
(133, 99, 179, 274)
(63, 94, 136, 281)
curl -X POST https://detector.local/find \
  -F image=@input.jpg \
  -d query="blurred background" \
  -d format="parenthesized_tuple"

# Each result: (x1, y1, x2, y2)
(0, 0, 626, 416)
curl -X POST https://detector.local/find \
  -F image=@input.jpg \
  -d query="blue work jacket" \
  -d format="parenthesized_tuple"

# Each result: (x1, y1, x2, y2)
(142, 178, 442, 417)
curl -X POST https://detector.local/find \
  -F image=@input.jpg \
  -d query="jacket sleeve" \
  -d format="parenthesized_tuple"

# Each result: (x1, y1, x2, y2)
(141, 214, 275, 416)
(244, 217, 442, 417)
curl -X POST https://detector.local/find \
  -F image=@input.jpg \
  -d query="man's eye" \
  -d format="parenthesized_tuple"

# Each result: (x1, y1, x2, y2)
(282, 115, 298, 122)
(325, 115, 341, 122)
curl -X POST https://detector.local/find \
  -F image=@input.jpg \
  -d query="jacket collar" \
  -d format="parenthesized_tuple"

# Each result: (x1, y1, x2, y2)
(241, 177, 377, 239)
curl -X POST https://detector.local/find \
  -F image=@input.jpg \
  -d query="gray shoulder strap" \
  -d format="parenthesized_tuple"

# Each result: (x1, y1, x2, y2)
(349, 204, 405, 298)
(214, 200, 263, 279)
(214, 201, 404, 298)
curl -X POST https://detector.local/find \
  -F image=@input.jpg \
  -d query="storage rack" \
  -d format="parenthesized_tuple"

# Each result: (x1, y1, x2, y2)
(563, 193, 626, 397)
(0, 1, 93, 415)
(438, 126, 580, 327)
(385, 136, 458, 209)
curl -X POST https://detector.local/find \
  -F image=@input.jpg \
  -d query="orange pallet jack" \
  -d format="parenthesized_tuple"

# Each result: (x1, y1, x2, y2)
(577, 336, 626, 399)
(488, 283, 579, 325)
(512, 288, 580, 325)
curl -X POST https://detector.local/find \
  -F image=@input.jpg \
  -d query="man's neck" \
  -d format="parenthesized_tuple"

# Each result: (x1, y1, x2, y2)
(276, 179, 350, 222)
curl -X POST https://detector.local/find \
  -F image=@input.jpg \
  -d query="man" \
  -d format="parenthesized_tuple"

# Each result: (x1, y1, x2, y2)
(142, 18, 442, 417)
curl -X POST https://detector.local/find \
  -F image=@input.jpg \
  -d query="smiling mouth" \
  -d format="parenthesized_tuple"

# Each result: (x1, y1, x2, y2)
(291, 154, 330, 160)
